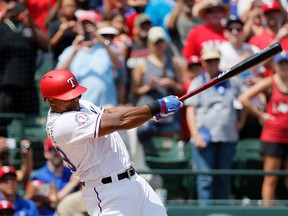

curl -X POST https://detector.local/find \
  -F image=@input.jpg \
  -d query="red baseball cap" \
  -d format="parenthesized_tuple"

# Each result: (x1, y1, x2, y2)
(44, 137, 53, 150)
(76, 10, 101, 24)
(188, 55, 202, 65)
(0, 166, 16, 179)
(262, 1, 281, 13)
(26, 180, 45, 190)
(0, 200, 15, 212)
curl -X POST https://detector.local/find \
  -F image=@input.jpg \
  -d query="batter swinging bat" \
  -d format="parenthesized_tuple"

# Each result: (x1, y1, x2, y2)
(179, 42, 283, 102)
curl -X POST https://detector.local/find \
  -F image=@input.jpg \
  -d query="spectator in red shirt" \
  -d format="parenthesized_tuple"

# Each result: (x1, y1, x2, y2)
(182, 0, 229, 58)
(239, 51, 288, 206)
(181, 55, 203, 142)
(249, 1, 288, 51)
(249, 1, 288, 77)
(21, 0, 57, 33)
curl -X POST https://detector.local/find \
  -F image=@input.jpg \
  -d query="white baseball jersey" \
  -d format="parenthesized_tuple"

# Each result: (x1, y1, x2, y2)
(46, 99, 131, 182)
(45, 100, 167, 216)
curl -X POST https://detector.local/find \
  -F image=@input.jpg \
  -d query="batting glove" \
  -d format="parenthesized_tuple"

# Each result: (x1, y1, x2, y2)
(153, 95, 183, 121)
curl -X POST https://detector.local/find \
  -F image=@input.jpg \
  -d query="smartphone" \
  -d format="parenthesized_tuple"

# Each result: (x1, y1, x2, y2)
(82, 23, 90, 41)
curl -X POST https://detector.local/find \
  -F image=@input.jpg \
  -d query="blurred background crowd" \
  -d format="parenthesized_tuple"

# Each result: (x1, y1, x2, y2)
(0, 0, 288, 215)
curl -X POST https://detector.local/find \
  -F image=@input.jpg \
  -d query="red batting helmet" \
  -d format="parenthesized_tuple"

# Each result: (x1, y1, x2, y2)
(40, 69, 87, 101)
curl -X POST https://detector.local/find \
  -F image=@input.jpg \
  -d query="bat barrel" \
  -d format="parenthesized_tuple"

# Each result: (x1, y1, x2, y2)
(179, 42, 283, 102)
(217, 42, 283, 82)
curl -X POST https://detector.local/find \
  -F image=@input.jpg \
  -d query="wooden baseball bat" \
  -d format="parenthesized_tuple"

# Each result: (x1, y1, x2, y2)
(179, 42, 283, 102)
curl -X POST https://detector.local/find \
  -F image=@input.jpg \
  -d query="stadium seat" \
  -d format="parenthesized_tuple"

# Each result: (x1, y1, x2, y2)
(144, 137, 190, 164)
(232, 138, 263, 199)
(142, 137, 194, 199)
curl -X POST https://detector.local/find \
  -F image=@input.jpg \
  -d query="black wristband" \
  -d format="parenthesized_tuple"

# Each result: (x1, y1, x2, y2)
(148, 101, 161, 116)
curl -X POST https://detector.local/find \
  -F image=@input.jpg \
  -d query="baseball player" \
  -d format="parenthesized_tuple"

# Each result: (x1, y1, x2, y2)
(39, 69, 183, 216)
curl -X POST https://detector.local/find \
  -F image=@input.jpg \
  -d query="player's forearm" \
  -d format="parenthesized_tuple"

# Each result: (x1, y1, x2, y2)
(100, 105, 154, 136)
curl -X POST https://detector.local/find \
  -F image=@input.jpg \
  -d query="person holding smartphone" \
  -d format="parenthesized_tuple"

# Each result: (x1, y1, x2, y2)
(56, 10, 123, 107)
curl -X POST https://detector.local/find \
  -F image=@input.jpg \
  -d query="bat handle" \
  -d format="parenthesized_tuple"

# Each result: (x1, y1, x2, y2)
(179, 78, 218, 102)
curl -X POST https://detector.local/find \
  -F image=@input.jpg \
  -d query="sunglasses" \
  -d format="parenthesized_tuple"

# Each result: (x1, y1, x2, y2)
(205, 58, 220, 63)
(205, 7, 225, 14)
(227, 27, 243, 33)
(188, 63, 202, 70)
(102, 34, 115, 38)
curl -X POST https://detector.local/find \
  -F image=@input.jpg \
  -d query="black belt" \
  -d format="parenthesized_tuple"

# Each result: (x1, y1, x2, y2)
(82, 167, 135, 186)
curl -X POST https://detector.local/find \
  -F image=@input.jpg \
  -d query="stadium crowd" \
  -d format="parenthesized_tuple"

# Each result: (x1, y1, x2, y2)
(0, 0, 288, 215)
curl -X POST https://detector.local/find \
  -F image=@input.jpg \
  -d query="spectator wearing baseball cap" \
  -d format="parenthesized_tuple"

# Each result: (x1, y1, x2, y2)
(0, 200, 15, 216)
(261, 1, 282, 14)
(76, 10, 101, 25)
(182, 0, 229, 59)
(0, 137, 33, 184)
(201, 48, 221, 61)
(248, 0, 288, 77)
(273, 51, 288, 63)
(239, 51, 288, 207)
(147, 26, 166, 44)
(97, 21, 131, 105)
(236, 0, 265, 42)
(196, 0, 230, 21)
(219, 14, 264, 139)
(0, 166, 39, 215)
(221, 15, 244, 29)
(181, 55, 203, 142)
(132, 13, 152, 42)
(184, 55, 203, 91)
(0, 166, 17, 180)
(125, 13, 152, 104)
(24, 180, 54, 215)
(133, 25, 184, 144)
(185, 46, 245, 204)
(134, 14, 152, 29)
(30, 137, 79, 215)
(56, 6, 123, 107)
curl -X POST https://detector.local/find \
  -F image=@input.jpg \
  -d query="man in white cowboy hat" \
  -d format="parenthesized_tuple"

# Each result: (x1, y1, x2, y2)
(182, 0, 230, 59)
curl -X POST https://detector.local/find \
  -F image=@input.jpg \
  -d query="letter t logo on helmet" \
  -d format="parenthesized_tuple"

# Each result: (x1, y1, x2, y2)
(40, 69, 87, 101)
(67, 77, 76, 88)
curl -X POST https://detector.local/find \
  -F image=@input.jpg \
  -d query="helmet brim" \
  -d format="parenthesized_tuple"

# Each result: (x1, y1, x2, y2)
(44, 85, 87, 101)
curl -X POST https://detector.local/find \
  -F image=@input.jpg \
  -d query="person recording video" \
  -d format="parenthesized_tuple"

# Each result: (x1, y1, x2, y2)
(56, 10, 123, 107)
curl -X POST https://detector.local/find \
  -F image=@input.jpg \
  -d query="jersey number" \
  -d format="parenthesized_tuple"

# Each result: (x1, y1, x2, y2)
(55, 146, 77, 172)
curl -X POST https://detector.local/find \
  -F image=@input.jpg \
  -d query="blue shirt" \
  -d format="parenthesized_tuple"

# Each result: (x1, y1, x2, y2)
(57, 44, 117, 106)
(0, 194, 39, 216)
(32, 162, 72, 191)
(144, 0, 175, 29)
(32, 162, 73, 215)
